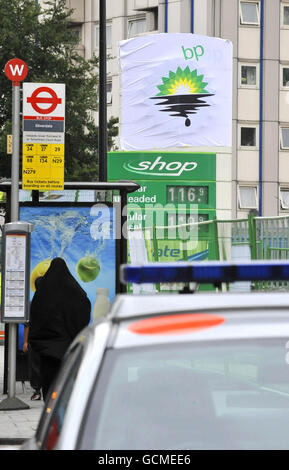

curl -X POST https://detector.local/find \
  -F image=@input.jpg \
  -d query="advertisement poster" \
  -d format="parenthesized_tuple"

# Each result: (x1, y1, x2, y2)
(18, 204, 116, 348)
(119, 33, 232, 150)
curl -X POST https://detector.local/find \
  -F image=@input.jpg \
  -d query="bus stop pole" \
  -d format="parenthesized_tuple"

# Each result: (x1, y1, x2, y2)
(0, 83, 29, 410)
(8, 83, 20, 400)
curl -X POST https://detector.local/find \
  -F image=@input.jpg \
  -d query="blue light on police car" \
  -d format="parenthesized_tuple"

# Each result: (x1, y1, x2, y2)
(120, 261, 289, 285)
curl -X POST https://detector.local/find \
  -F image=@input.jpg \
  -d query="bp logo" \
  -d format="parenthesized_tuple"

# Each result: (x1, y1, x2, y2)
(151, 66, 214, 127)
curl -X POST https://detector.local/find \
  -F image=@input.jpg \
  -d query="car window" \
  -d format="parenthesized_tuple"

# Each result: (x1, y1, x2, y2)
(79, 339, 289, 450)
(36, 345, 83, 450)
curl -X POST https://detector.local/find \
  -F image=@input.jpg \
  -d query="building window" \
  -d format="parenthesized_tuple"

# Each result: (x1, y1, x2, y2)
(280, 189, 289, 210)
(68, 27, 81, 44)
(95, 24, 112, 48)
(240, 64, 257, 86)
(146, 7, 158, 31)
(282, 66, 289, 87)
(107, 82, 112, 104)
(240, 126, 257, 147)
(280, 128, 289, 149)
(240, 2, 260, 25)
(283, 4, 289, 26)
(128, 18, 146, 38)
(150, 7, 158, 31)
(238, 186, 258, 209)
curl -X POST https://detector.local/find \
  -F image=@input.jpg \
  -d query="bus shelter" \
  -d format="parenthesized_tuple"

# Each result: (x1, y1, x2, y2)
(0, 180, 139, 393)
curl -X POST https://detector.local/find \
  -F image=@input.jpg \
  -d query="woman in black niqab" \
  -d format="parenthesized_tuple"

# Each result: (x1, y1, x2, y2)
(29, 257, 91, 401)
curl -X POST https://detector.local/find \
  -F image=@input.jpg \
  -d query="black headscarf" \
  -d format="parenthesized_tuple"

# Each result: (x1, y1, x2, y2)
(29, 257, 91, 359)
(34, 275, 43, 291)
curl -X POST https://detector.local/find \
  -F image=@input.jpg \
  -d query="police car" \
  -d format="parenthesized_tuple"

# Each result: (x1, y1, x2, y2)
(22, 261, 289, 450)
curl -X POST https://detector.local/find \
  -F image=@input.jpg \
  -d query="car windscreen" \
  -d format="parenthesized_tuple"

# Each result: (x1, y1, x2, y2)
(79, 338, 289, 450)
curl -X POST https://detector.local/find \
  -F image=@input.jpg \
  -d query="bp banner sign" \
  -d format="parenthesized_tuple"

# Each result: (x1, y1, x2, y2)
(119, 33, 232, 150)
(22, 83, 65, 190)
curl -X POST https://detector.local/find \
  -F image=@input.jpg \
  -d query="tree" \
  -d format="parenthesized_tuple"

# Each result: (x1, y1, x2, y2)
(0, 0, 118, 182)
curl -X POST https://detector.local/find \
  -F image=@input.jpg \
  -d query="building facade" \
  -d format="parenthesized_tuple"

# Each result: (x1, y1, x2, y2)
(40, 0, 289, 219)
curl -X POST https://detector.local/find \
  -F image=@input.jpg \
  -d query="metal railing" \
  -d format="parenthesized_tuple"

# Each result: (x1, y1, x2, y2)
(136, 214, 289, 292)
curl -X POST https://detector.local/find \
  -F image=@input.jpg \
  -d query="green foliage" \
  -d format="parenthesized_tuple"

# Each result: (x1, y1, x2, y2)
(0, 0, 118, 181)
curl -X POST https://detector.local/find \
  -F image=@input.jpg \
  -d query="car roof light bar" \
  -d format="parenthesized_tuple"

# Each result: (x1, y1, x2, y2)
(120, 261, 289, 285)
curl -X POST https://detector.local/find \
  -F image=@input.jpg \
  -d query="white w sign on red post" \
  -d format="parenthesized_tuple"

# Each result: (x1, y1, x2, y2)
(9, 64, 25, 76)
(4, 58, 28, 85)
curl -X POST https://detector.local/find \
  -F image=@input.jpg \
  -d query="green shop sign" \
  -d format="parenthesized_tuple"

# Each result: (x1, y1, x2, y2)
(108, 151, 217, 289)
(108, 151, 216, 227)
(108, 151, 216, 181)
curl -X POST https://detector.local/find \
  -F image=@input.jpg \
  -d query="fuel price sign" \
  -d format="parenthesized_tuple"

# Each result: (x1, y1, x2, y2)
(166, 185, 209, 204)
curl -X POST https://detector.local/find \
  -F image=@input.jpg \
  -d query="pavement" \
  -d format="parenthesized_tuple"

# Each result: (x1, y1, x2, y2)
(0, 345, 43, 449)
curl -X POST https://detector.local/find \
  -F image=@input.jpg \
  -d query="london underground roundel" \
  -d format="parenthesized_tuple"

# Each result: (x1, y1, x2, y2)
(27, 86, 62, 115)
